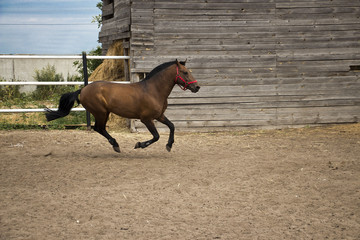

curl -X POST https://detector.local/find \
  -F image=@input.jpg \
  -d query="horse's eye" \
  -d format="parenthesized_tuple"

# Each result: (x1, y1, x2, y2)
(184, 72, 189, 75)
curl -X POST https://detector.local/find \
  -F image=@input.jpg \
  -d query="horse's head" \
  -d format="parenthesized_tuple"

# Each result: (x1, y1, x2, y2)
(174, 59, 200, 93)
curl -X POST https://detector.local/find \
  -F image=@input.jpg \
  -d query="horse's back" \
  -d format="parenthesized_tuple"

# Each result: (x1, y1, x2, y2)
(80, 81, 144, 118)
(80, 81, 108, 101)
(80, 81, 121, 113)
(81, 81, 131, 99)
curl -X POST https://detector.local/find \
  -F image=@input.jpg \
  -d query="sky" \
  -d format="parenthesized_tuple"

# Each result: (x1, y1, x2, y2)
(0, 0, 101, 54)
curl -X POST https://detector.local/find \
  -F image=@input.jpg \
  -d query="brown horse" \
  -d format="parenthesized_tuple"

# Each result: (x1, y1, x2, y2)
(45, 60, 200, 153)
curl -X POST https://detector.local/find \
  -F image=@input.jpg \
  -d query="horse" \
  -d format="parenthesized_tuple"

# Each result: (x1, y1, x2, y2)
(45, 59, 200, 153)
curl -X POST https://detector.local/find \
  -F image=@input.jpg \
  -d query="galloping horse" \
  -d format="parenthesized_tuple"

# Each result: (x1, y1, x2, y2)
(45, 60, 200, 153)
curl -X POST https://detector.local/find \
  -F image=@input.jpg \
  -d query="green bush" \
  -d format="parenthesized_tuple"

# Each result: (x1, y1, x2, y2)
(73, 46, 103, 77)
(32, 64, 80, 100)
(0, 55, 104, 130)
(0, 78, 24, 103)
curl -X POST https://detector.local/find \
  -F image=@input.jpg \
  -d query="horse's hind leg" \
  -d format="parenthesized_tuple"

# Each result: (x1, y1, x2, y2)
(93, 112, 120, 153)
(157, 115, 175, 152)
(134, 119, 159, 149)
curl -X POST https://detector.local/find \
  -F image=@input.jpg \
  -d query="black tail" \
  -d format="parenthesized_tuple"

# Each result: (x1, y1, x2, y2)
(45, 89, 81, 121)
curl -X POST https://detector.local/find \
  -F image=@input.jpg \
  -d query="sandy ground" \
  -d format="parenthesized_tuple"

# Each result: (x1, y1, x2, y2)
(0, 124, 359, 240)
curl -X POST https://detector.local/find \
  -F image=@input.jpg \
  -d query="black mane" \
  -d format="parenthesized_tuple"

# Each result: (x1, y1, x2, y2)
(142, 60, 186, 81)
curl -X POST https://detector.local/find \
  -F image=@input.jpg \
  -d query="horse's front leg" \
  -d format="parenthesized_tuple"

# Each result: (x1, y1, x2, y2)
(157, 115, 175, 152)
(134, 119, 160, 149)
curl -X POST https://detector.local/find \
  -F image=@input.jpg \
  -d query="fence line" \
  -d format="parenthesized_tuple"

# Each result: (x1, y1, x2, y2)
(0, 54, 130, 121)
(0, 108, 86, 113)
(0, 55, 130, 60)
(0, 81, 129, 86)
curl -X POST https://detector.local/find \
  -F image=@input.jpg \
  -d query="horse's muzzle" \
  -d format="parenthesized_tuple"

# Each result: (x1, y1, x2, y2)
(189, 84, 200, 93)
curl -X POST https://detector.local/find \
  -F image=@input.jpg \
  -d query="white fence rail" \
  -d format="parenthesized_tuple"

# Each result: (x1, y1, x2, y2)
(0, 55, 130, 60)
(0, 108, 86, 113)
(0, 54, 130, 115)
(0, 81, 129, 86)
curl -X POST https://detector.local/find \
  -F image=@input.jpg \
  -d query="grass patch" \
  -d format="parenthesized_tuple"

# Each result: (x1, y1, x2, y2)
(0, 64, 87, 130)
(1, 61, 128, 131)
(0, 111, 94, 130)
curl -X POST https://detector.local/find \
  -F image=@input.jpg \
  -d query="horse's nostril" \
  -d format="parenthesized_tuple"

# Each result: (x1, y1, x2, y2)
(196, 86, 200, 90)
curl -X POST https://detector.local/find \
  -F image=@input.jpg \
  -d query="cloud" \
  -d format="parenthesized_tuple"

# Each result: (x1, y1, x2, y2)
(0, 24, 99, 54)
(0, 0, 100, 54)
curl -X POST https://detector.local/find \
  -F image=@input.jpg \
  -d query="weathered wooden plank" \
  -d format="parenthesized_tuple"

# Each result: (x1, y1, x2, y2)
(133, 120, 275, 130)
(134, 105, 360, 130)
(154, 2, 275, 10)
(154, 8, 275, 17)
(130, 2, 155, 51)
(133, 49, 275, 59)
(274, 16, 360, 25)
(134, 107, 359, 130)
(276, 30, 360, 39)
(131, 9, 154, 17)
(276, 1, 360, 8)
(100, 17, 130, 32)
(276, 7, 360, 15)
(158, 43, 275, 52)
(186, 76, 360, 87)
(278, 59, 360, 69)
(165, 106, 360, 122)
(99, 26, 130, 39)
(114, 7, 130, 19)
(154, 19, 272, 27)
(133, 55, 276, 63)
(133, 57, 276, 69)
(277, 13, 360, 21)
(154, 37, 275, 47)
(154, 32, 276, 41)
(156, 0, 275, 3)
(167, 97, 360, 107)
(275, 24, 360, 34)
(277, 47, 360, 56)
(167, 98, 359, 110)
(276, 41, 360, 51)
(167, 83, 360, 98)
(102, 2, 114, 17)
(275, 36, 360, 48)
(155, 25, 276, 34)
(276, 106, 360, 125)
(276, 63, 360, 76)
(155, 14, 275, 21)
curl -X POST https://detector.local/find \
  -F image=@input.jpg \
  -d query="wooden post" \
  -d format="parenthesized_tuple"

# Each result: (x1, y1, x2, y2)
(82, 52, 91, 130)
(123, 39, 130, 82)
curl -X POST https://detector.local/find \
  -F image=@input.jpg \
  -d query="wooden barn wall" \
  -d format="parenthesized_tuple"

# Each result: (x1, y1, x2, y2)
(126, 0, 360, 130)
(99, 0, 131, 53)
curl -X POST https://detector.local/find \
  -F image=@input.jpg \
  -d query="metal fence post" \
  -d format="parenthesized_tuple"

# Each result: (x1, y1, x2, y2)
(82, 52, 91, 130)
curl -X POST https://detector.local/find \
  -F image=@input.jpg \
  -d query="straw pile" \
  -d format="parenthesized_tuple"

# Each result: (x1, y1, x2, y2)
(89, 40, 125, 82)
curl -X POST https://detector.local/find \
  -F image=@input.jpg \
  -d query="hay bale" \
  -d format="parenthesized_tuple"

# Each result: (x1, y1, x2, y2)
(89, 40, 125, 82)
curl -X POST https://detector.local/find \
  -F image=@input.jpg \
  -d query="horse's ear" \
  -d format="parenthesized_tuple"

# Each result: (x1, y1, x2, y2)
(178, 59, 186, 66)
(175, 59, 181, 67)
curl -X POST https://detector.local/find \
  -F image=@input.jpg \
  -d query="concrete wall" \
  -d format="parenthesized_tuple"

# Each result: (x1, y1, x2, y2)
(0, 58, 79, 92)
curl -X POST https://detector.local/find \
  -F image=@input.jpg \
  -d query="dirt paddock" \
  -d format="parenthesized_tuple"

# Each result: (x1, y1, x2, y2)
(0, 124, 359, 239)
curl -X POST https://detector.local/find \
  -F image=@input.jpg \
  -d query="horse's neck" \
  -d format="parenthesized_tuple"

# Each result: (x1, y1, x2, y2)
(146, 65, 176, 100)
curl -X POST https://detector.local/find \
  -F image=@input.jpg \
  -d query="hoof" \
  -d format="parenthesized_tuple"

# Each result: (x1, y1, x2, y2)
(166, 144, 172, 152)
(113, 146, 121, 153)
(134, 142, 141, 149)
